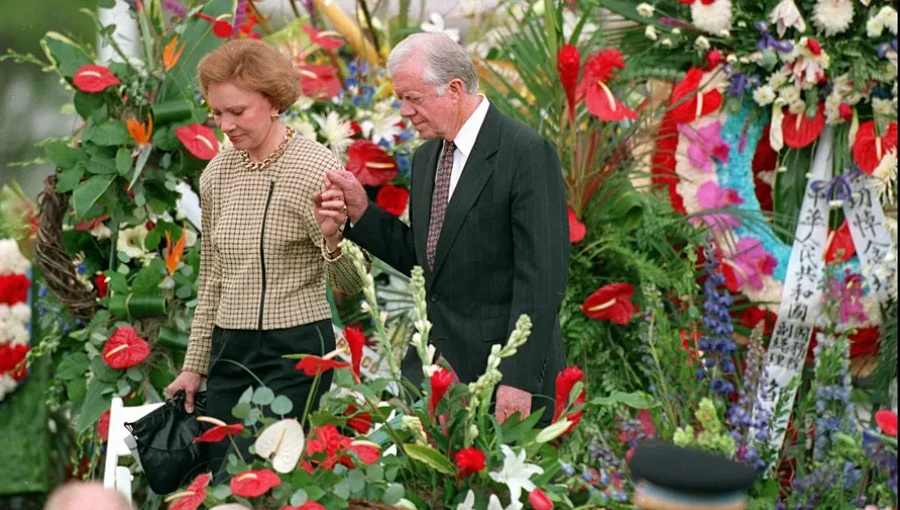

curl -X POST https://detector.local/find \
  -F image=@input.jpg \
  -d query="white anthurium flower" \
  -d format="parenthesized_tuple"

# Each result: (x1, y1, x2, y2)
(489, 445, 544, 502)
(254, 419, 305, 473)
(487, 495, 524, 510)
(456, 490, 476, 510)
(116, 224, 150, 259)
(421, 13, 460, 43)
(770, 0, 806, 37)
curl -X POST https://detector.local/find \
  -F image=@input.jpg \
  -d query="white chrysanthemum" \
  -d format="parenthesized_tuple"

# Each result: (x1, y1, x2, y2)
(753, 85, 777, 105)
(0, 374, 18, 402)
(873, 97, 896, 117)
(10, 303, 30, 325)
(879, 6, 898, 35)
(770, 0, 806, 37)
(311, 111, 354, 159)
(0, 305, 8, 322)
(0, 240, 30, 276)
(813, 0, 854, 36)
(358, 102, 403, 145)
(691, 0, 732, 35)
(873, 148, 898, 205)
(116, 225, 150, 259)
(645, 25, 658, 41)
(779, 85, 801, 105)
(637, 2, 654, 17)
(694, 36, 711, 50)
(867, 15, 886, 38)
(7, 321, 28, 346)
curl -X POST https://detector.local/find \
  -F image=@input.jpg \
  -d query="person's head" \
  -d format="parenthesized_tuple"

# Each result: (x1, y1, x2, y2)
(386, 33, 480, 141)
(198, 39, 301, 152)
(44, 482, 131, 510)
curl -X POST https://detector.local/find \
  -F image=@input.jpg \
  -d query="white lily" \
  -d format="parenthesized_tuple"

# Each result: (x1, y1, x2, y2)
(456, 490, 476, 510)
(488, 445, 544, 501)
(487, 494, 524, 510)
(770, 0, 806, 37)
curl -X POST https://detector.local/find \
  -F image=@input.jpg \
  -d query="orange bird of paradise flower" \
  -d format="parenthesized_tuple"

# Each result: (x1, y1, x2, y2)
(165, 229, 187, 276)
(163, 36, 186, 71)
(127, 116, 153, 146)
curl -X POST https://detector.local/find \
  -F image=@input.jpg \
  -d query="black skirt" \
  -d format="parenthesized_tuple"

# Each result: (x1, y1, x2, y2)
(205, 320, 335, 480)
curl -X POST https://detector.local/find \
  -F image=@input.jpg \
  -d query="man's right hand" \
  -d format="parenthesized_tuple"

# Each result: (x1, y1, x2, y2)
(164, 371, 203, 413)
(323, 170, 368, 224)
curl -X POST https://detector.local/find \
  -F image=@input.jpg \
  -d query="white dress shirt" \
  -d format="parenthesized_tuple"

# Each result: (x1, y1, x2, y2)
(442, 95, 490, 202)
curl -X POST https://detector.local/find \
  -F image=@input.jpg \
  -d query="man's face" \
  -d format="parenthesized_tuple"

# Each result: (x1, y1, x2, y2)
(391, 62, 460, 140)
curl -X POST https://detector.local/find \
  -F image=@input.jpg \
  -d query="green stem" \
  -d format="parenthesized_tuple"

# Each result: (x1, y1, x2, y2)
(137, 5, 156, 73)
(227, 433, 246, 465)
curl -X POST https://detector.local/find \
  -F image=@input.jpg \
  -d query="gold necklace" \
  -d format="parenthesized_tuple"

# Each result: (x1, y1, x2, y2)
(239, 127, 295, 171)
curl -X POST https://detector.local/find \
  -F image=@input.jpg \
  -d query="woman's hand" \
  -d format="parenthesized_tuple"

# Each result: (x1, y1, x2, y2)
(313, 184, 348, 248)
(165, 371, 204, 413)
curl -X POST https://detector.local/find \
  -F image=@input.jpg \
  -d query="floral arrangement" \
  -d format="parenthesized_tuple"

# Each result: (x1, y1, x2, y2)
(0, 238, 32, 402)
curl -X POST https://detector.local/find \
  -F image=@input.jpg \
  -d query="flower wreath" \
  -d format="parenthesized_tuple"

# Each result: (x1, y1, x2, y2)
(663, 68, 886, 332)
(0, 239, 32, 402)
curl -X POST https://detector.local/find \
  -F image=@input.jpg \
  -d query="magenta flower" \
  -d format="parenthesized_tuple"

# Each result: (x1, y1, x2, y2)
(726, 237, 777, 291)
(834, 273, 868, 324)
(678, 121, 731, 173)
(694, 181, 744, 231)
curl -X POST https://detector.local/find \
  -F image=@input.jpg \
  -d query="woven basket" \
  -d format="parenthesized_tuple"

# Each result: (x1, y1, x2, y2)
(34, 174, 97, 322)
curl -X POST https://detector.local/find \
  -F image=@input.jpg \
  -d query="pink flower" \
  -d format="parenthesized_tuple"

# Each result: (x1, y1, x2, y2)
(694, 181, 744, 231)
(833, 273, 868, 325)
(678, 121, 731, 173)
(725, 237, 777, 291)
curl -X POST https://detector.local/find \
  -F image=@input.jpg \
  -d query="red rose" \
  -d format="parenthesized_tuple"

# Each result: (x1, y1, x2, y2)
(376, 185, 409, 216)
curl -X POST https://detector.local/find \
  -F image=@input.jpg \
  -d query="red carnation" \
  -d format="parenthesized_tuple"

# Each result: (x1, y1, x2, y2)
(0, 274, 30, 306)
(376, 185, 409, 216)
(455, 446, 486, 479)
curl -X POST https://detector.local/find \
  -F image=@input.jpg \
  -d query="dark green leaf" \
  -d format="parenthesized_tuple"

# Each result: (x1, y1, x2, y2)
(56, 166, 85, 194)
(72, 174, 116, 219)
(45, 142, 79, 169)
(91, 355, 121, 383)
(365, 464, 384, 483)
(88, 121, 130, 146)
(105, 271, 128, 294)
(40, 32, 93, 78)
(73, 91, 107, 119)
(116, 148, 132, 176)
(131, 266, 165, 295)
(67, 378, 87, 402)
(57, 352, 90, 381)
(403, 444, 455, 475)
(232, 402, 251, 419)
(774, 148, 813, 243)
(97, 0, 116, 8)
(501, 407, 544, 444)
(75, 381, 112, 433)
(590, 390, 653, 409)
(85, 157, 118, 175)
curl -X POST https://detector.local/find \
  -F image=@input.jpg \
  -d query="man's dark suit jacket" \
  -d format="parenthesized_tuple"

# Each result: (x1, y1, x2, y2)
(346, 104, 569, 417)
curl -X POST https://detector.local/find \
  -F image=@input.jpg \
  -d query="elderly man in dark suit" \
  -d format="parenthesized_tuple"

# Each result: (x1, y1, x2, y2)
(315, 32, 569, 423)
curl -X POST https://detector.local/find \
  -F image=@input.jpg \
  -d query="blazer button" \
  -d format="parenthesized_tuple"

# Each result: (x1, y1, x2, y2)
(430, 294, 439, 303)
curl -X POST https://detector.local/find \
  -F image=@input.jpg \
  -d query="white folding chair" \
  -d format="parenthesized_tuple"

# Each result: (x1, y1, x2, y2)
(102, 397, 164, 504)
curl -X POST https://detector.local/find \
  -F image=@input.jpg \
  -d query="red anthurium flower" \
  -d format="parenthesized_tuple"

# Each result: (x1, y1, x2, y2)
(576, 49, 637, 122)
(303, 24, 343, 50)
(306, 425, 379, 469)
(0, 274, 31, 305)
(102, 326, 150, 369)
(455, 446, 486, 479)
(175, 124, 219, 160)
(344, 326, 366, 382)
(97, 410, 111, 442)
(738, 307, 777, 336)
(552, 365, 585, 435)
(376, 185, 409, 216)
(346, 140, 399, 186)
(166, 473, 211, 510)
(528, 488, 554, 510)
(428, 368, 454, 420)
(74, 214, 111, 232)
(299, 64, 342, 101)
(73, 64, 120, 93)
(849, 327, 879, 358)
(853, 120, 898, 175)
(348, 440, 381, 464)
(557, 44, 581, 122)
(825, 220, 855, 263)
(195, 12, 233, 38)
(782, 103, 825, 149)
(668, 68, 723, 124)
(230, 469, 281, 498)
(345, 405, 372, 434)
(194, 422, 244, 443)
(581, 283, 636, 325)
(568, 207, 586, 243)
(295, 355, 350, 376)
(875, 409, 898, 437)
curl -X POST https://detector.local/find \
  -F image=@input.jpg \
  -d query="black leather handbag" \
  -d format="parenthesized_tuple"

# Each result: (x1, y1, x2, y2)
(124, 390, 210, 494)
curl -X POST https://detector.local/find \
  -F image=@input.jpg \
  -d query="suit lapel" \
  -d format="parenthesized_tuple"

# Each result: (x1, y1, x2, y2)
(412, 139, 441, 271)
(429, 105, 501, 282)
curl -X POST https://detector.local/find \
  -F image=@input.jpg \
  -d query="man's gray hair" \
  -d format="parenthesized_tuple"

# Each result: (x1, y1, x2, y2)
(387, 33, 478, 95)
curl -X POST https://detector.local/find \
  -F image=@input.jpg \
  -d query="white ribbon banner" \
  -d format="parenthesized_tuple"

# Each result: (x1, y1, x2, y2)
(753, 127, 833, 455)
(332, 325, 393, 382)
(843, 176, 898, 303)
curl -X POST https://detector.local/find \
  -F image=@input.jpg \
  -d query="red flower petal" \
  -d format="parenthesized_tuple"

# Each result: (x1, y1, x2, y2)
(348, 441, 380, 464)
(98, 410, 111, 442)
(295, 356, 350, 376)
(557, 44, 581, 121)
(175, 124, 219, 160)
(584, 83, 637, 122)
(230, 469, 281, 498)
(825, 220, 855, 263)
(345, 405, 372, 434)
(346, 140, 399, 186)
(303, 24, 343, 50)
(853, 120, 898, 175)
(376, 185, 409, 216)
(74, 214, 111, 232)
(782, 103, 825, 149)
(343, 326, 366, 380)
(849, 327, 879, 358)
(299, 64, 342, 101)
(283, 503, 326, 510)
(169, 473, 211, 510)
(213, 20, 233, 38)
(0, 274, 31, 306)
(102, 326, 150, 369)
(668, 68, 723, 123)
(428, 368, 454, 419)
(94, 274, 108, 298)
(552, 365, 585, 435)
(73, 64, 120, 93)
(455, 446, 487, 478)
(875, 409, 898, 437)
(568, 207, 586, 243)
(581, 283, 636, 324)
(194, 423, 244, 443)
(528, 488, 554, 510)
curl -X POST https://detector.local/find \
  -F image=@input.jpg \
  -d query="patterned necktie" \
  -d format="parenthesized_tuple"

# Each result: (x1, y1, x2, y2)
(426, 140, 456, 271)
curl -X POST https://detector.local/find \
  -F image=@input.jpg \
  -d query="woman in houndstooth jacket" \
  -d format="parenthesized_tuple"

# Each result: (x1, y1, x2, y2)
(164, 39, 366, 480)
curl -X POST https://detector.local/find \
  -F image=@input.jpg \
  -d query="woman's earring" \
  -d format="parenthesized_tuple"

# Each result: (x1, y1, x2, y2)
(271, 112, 279, 119)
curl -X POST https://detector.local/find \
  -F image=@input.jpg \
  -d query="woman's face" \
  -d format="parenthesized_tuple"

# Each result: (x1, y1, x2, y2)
(207, 81, 277, 152)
